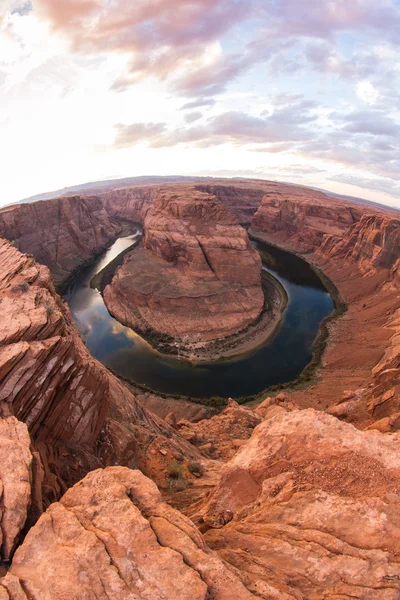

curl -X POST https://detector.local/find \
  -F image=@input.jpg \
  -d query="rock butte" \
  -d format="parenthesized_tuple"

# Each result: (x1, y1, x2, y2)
(103, 187, 265, 350)
(0, 177, 399, 599)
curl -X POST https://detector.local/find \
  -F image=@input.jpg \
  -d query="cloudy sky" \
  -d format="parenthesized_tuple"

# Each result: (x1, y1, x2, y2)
(1, 0, 400, 208)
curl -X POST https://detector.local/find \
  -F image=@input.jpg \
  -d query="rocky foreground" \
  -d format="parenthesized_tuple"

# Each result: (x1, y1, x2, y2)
(0, 178, 399, 598)
(103, 187, 266, 352)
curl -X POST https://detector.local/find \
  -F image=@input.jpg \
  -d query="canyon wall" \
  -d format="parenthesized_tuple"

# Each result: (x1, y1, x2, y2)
(101, 185, 159, 224)
(0, 196, 120, 288)
(0, 238, 204, 505)
(251, 191, 400, 428)
(103, 187, 264, 347)
(252, 190, 362, 252)
(195, 184, 265, 224)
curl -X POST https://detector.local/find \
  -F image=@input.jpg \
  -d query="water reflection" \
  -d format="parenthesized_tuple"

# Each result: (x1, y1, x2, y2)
(64, 234, 334, 398)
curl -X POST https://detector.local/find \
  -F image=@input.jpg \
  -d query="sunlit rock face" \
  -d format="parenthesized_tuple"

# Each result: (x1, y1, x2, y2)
(200, 409, 400, 600)
(0, 195, 120, 287)
(1, 467, 255, 600)
(0, 417, 33, 562)
(103, 187, 264, 346)
(0, 238, 204, 503)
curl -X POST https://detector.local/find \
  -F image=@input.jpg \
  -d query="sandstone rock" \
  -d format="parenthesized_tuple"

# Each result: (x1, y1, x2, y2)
(199, 409, 400, 599)
(164, 411, 178, 429)
(367, 412, 400, 433)
(0, 417, 32, 561)
(195, 184, 264, 224)
(0, 196, 120, 287)
(0, 238, 205, 502)
(178, 401, 262, 461)
(250, 187, 400, 427)
(3, 467, 255, 600)
(252, 189, 362, 252)
(326, 398, 362, 421)
(102, 185, 158, 224)
(104, 187, 264, 347)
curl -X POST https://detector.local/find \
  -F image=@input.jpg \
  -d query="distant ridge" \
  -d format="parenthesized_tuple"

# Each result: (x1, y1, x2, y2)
(12, 175, 400, 213)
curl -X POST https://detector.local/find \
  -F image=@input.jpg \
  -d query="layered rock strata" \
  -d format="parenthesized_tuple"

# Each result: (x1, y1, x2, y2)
(103, 187, 265, 350)
(251, 193, 400, 427)
(195, 184, 265, 224)
(0, 196, 120, 288)
(0, 238, 205, 503)
(0, 418, 33, 563)
(101, 185, 158, 224)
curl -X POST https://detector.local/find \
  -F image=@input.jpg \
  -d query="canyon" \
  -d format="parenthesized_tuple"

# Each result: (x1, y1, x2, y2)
(0, 177, 399, 599)
(102, 186, 268, 356)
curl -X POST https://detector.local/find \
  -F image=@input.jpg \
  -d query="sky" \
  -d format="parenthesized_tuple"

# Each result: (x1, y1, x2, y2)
(1, 0, 400, 208)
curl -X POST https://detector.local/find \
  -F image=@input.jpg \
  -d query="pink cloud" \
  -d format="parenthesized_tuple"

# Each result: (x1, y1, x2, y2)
(114, 100, 318, 149)
(34, 0, 249, 82)
(32, 0, 400, 98)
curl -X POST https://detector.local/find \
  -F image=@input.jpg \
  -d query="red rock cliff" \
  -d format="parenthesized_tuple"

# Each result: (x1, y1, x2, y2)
(251, 189, 400, 428)
(0, 238, 204, 504)
(103, 187, 264, 347)
(0, 196, 120, 287)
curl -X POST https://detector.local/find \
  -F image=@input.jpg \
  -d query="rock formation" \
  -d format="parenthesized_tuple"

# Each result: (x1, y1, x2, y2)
(0, 196, 120, 288)
(101, 185, 158, 225)
(0, 418, 33, 562)
(103, 187, 264, 349)
(252, 189, 363, 252)
(0, 177, 399, 599)
(195, 184, 265, 224)
(200, 409, 400, 599)
(251, 190, 400, 428)
(1, 467, 254, 600)
(0, 238, 205, 504)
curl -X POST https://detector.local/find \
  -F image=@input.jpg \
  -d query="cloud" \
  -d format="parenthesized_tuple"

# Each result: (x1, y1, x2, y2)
(327, 173, 400, 197)
(114, 99, 319, 150)
(33, 0, 250, 94)
(184, 111, 203, 124)
(114, 122, 167, 148)
(181, 98, 217, 110)
(339, 110, 400, 137)
(23, 0, 399, 102)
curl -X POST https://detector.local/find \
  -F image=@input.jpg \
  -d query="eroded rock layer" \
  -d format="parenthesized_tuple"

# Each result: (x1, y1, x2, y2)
(251, 191, 400, 429)
(104, 187, 264, 346)
(0, 238, 205, 503)
(0, 196, 120, 287)
(0, 418, 33, 562)
(200, 409, 400, 599)
(1, 467, 254, 600)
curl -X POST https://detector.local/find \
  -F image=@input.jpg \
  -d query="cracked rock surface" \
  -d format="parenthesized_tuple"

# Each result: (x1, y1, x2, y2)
(103, 187, 264, 347)
(199, 409, 400, 599)
(1, 467, 254, 600)
(0, 418, 32, 563)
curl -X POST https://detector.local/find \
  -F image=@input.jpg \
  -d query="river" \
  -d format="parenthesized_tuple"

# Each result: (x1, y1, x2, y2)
(64, 230, 334, 399)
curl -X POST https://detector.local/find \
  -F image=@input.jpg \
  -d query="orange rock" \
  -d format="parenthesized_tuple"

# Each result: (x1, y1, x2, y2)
(104, 187, 264, 348)
(0, 417, 32, 561)
(2, 468, 255, 600)
(0, 196, 120, 288)
(199, 409, 400, 598)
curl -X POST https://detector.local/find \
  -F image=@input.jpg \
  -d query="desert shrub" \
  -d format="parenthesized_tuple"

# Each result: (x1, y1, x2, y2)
(11, 282, 29, 293)
(167, 462, 184, 480)
(188, 461, 204, 477)
(168, 479, 189, 492)
(44, 301, 54, 316)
